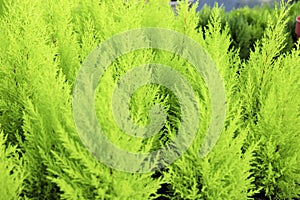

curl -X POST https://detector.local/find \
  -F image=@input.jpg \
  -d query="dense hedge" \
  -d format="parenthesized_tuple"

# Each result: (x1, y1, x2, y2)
(0, 0, 299, 199)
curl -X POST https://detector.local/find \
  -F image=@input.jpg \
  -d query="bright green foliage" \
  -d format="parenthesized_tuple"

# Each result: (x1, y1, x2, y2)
(239, 1, 300, 198)
(0, 131, 25, 200)
(160, 6, 257, 200)
(0, 0, 299, 199)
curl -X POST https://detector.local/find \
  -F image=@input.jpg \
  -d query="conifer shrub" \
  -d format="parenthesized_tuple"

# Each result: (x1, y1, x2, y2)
(0, 131, 25, 199)
(196, 1, 300, 59)
(0, 0, 299, 199)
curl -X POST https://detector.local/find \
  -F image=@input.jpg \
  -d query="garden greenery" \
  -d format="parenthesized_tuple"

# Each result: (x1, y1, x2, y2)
(0, 0, 299, 199)
(197, 0, 300, 59)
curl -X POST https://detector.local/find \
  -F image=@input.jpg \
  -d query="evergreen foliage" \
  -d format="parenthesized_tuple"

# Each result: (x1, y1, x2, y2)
(0, 131, 25, 199)
(197, 1, 300, 59)
(0, 0, 299, 199)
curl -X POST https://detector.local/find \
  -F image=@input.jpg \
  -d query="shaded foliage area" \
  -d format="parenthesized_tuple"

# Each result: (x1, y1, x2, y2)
(197, 1, 300, 59)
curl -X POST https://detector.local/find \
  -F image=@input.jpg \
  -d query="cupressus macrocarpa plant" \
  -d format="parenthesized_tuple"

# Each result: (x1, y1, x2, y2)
(0, 0, 299, 199)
